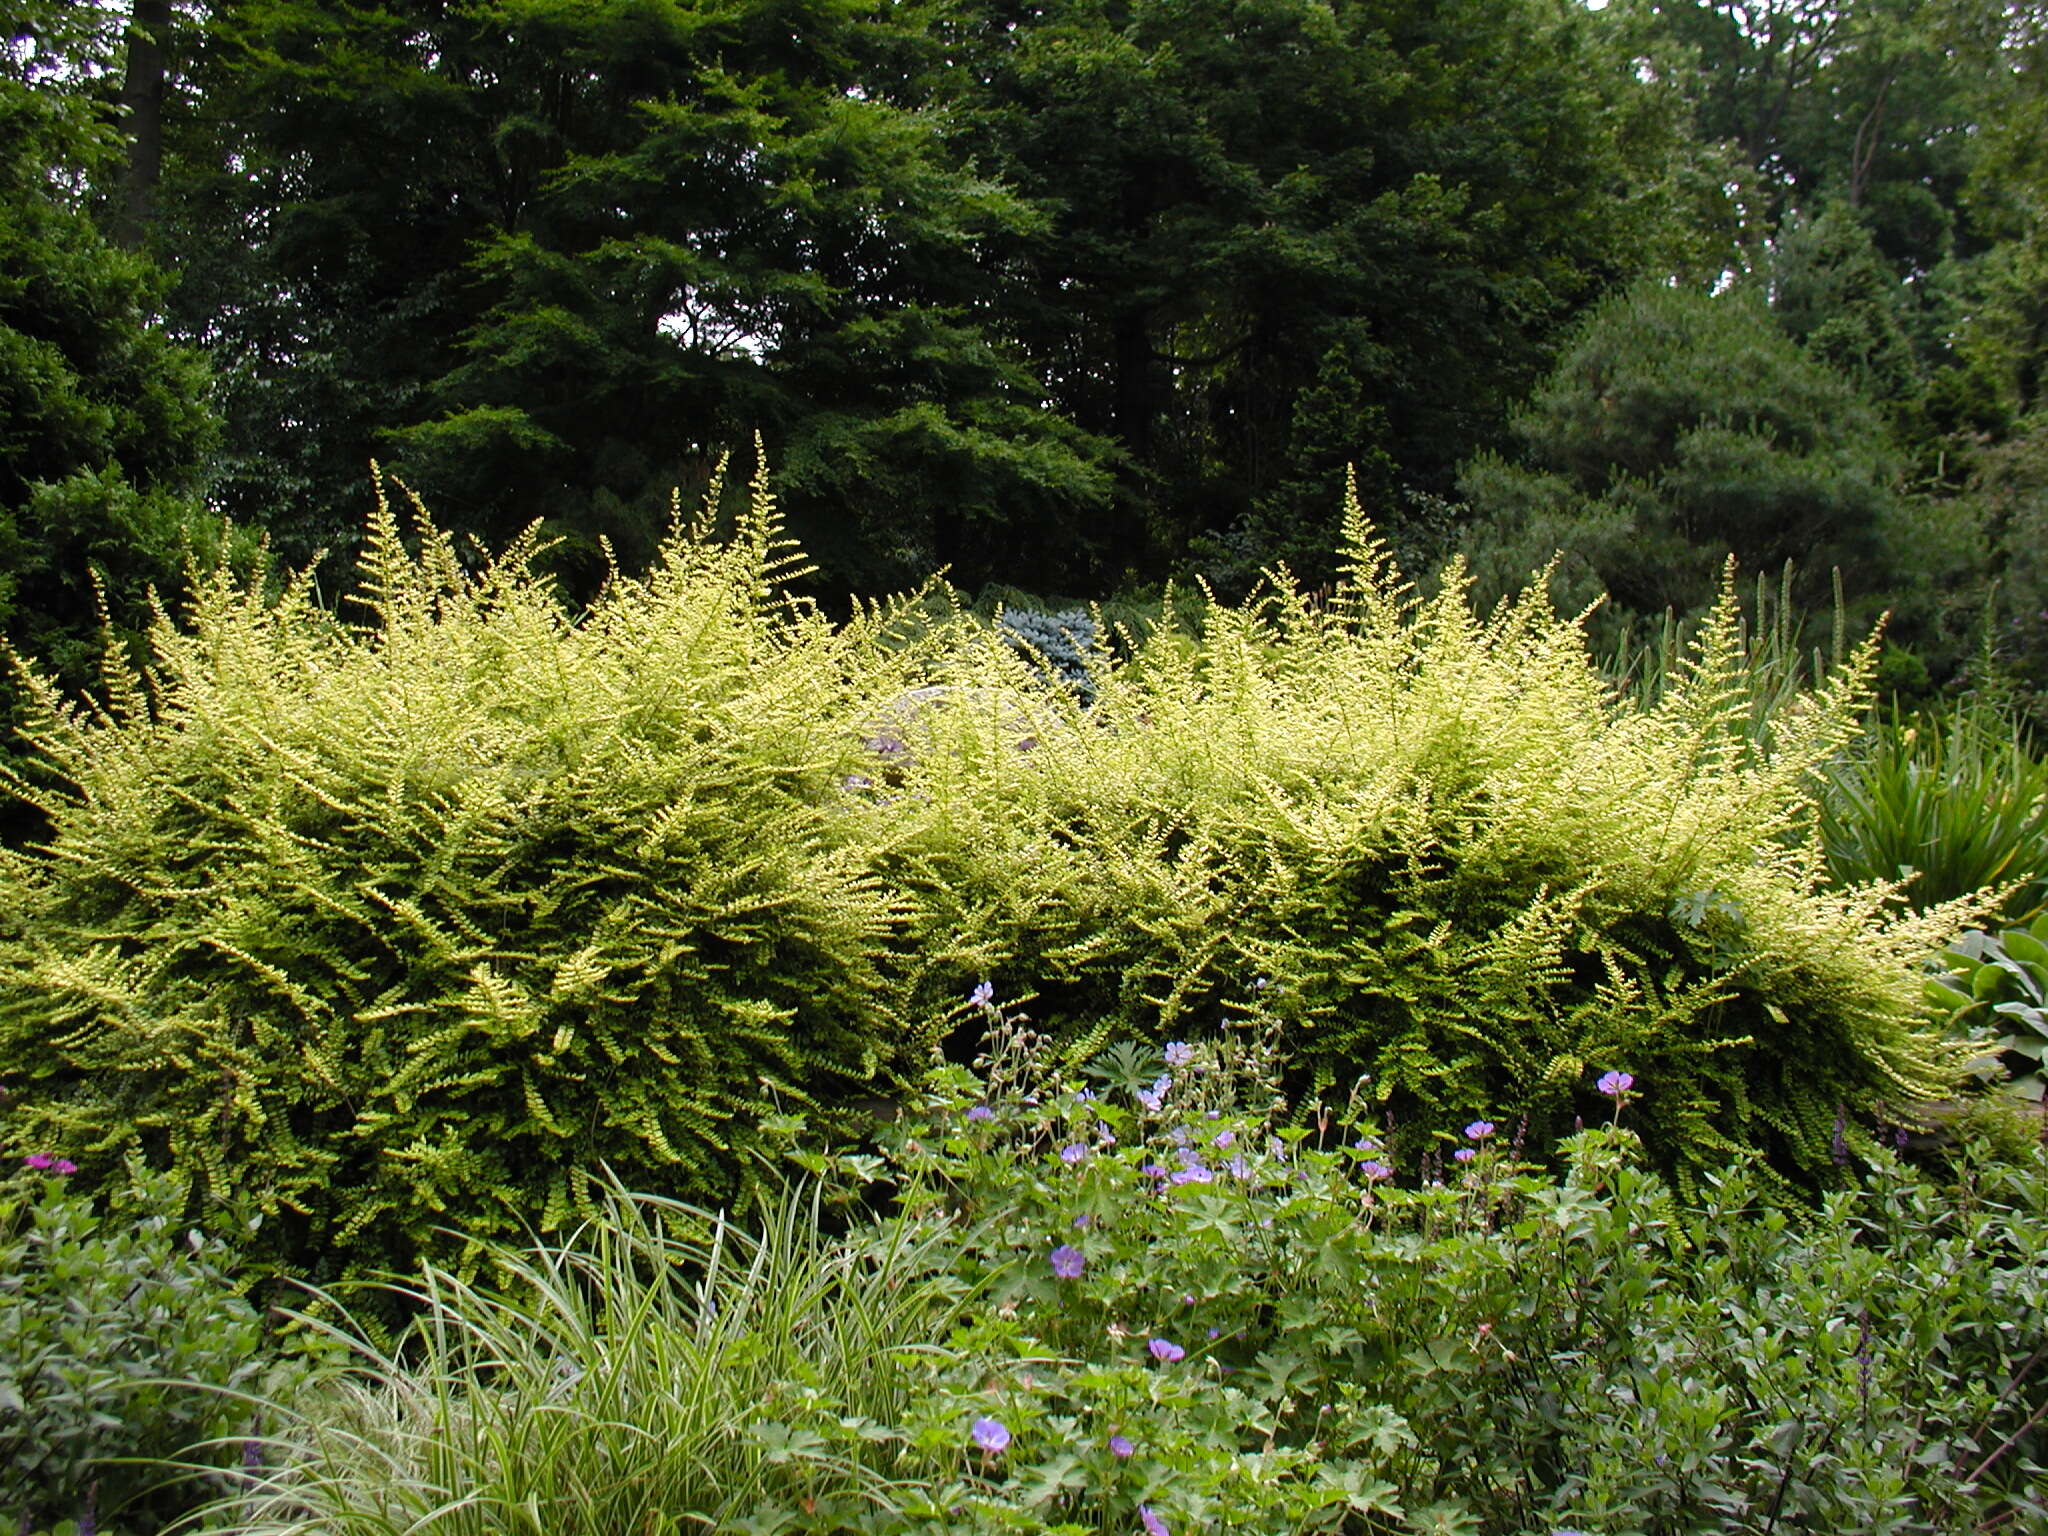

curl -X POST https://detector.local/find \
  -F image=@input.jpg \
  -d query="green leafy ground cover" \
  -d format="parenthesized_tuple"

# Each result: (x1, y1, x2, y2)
(7, 1033, 2046, 1535)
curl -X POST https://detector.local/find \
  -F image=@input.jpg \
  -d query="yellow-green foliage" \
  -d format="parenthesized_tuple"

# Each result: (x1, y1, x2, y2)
(0, 465, 1985, 1294)
(0, 461, 934, 1285)
(865, 488, 1980, 1187)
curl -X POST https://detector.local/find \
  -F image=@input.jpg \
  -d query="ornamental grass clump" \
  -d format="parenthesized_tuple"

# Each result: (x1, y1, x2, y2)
(206, 1178, 979, 1536)
(0, 458, 935, 1289)
(865, 483, 1984, 1188)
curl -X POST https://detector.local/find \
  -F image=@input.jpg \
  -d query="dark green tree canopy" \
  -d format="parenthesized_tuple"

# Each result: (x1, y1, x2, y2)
(151, 0, 1708, 601)
(1, 0, 216, 694)
(953, 0, 1709, 588)
(1459, 281, 1904, 625)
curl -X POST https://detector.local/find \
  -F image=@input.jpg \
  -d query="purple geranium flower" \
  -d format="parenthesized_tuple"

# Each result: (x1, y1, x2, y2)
(1163, 1041, 1195, 1068)
(23, 1153, 54, 1170)
(1454, 1147, 1477, 1163)
(1360, 1159, 1393, 1182)
(1140, 1506, 1170, 1536)
(1464, 1120, 1495, 1140)
(1109, 1433, 1135, 1459)
(1168, 1165, 1212, 1185)
(1050, 1244, 1085, 1279)
(1148, 1338, 1185, 1363)
(1597, 1070, 1635, 1097)
(970, 1416, 1010, 1453)
(969, 981, 995, 1009)
(1060, 1143, 1089, 1165)
(967, 1104, 994, 1123)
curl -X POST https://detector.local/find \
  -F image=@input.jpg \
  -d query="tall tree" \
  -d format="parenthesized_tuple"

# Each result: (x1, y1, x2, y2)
(0, 0, 217, 701)
(109, 0, 175, 249)
(1615, 0, 2008, 276)
(945, 0, 1713, 588)
(160, 0, 1119, 594)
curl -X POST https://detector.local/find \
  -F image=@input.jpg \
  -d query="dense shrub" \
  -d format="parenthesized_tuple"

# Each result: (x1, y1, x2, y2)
(0, 1157, 278, 1535)
(868, 494, 1978, 1190)
(0, 466, 1989, 1300)
(0, 464, 932, 1288)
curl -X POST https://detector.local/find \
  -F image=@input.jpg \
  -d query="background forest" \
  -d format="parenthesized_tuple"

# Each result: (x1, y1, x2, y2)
(8, 0, 2048, 710)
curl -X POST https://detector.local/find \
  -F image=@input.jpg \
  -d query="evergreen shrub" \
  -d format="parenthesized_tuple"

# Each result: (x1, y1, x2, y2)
(0, 462, 1991, 1291)
(996, 605, 1099, 701)
(0, 463, 931, 1287)
(864, 488, 1981, 1189)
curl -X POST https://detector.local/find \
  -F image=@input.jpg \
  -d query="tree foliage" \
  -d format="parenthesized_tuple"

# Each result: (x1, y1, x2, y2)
(1459, 281, 1907, 628)
(0, 0, 216, 701)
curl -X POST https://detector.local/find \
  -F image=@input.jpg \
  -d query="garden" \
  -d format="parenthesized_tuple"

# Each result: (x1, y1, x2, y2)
(3, 471, 2046, 1535)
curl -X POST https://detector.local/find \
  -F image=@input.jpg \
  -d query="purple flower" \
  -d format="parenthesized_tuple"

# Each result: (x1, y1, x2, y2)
(1353, 1136, 1380, 1152)
(1464, 1120, 1495, 1140)
(51, 1159, 75, 1175)
(970, 1416, 1010, 1453)
(1140, 1506, 1170, 1536)
(1227, 1155, 1250, 1180)
(1148, 1338, 1185, 1363)
(1212, 1129, 1234, 1148)
(1109, 1433, 1135, 1459)
(1050, 1244, 1085, 1279)
(1597, 1070, 1634, 1098)
(841, 773, 874, 790)
(1168, 1164, 1212, 1185)
(1073, 1213, 1091, 1229)
(1454, 1147, 1476, 1163)
(1164, 1041, 1195, 1068)
(23, 1153, 54, 1170)
(1060, 1143, 1089, 1165)
(1360, 1160, 1393, 1182)
(1140, 1162, 1168, 1178)
(969, 981, 996, 1009)
(967, 1104, 994, 1123)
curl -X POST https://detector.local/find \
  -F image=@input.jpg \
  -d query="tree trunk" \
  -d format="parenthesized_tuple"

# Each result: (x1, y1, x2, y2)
(111, 0, 173, 249)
